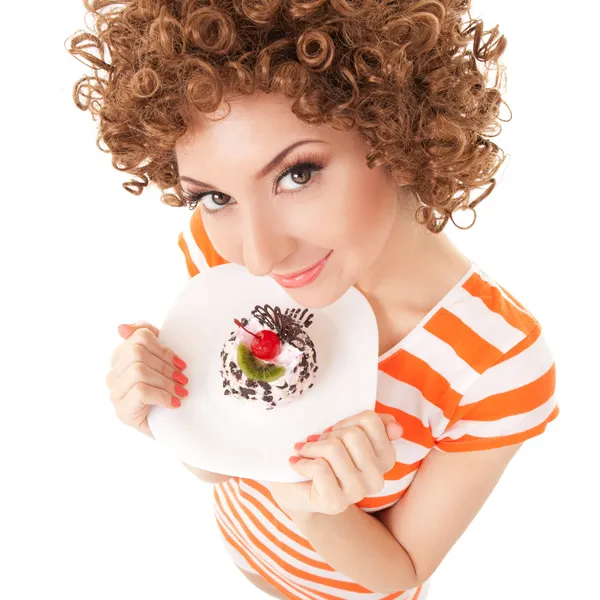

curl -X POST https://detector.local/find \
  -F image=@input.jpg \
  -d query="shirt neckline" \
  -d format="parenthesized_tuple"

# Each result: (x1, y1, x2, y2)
(377, 261, 478, 364)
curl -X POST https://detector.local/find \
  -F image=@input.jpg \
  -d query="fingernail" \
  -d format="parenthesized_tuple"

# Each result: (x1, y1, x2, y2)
(174, 385, 188, 397)
(289, 456, 301, 463)
(306, 434, 320, 442)
(294, 442, 306, 451)
(173, 356, 187, 371)
(173, 371, 188, 385)
(324, 426, 334, 433)
(171, 396, 181, 408)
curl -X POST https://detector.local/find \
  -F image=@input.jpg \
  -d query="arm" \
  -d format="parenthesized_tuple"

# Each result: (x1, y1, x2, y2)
(143, 428, 233, 484)
(287, 443, 522, 594)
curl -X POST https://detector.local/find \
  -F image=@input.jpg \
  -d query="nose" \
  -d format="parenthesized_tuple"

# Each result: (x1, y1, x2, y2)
(242, 207, 295, 277)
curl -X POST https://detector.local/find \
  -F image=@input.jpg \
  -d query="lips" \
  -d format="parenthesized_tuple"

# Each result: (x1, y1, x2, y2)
(271, 251, 333, 289)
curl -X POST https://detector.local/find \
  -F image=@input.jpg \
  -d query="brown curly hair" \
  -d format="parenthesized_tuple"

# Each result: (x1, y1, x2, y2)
(67, 0, 511, 233)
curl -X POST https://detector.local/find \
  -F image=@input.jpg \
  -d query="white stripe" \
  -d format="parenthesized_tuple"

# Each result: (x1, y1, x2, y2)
(377, 371, 450, 438)
(446, 286, 527, 352)
(438, 394, 557, 440)
(402, 328, 480, 395)
(182, 220, 209, 272)
(214, 511, 320, 600)
(393, 436, 432, 464)
(458, 332, 554, 407)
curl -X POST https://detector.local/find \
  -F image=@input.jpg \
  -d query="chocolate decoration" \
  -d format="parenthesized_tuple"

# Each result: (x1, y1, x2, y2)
(252, 304, 314, 350)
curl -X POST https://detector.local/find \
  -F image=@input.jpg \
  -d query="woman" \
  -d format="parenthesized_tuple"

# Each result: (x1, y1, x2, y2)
(70, 1, 558, 598)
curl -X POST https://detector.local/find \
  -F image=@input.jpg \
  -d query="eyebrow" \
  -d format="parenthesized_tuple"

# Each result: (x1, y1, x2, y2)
(179, 139, 327, 189)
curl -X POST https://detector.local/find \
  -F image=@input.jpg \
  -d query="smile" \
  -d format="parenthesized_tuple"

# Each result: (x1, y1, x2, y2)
(271, 251, 333, 289)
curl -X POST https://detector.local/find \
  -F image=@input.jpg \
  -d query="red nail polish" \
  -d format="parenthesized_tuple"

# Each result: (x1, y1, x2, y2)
(173, 371, 188, 385)
(171, 396, 181, 408)
(174, 384, 188, 397)
(324, 426, 334, 433)
(306, 434, 320, 442)
(173, 356, 187, 371)
(289, 456, 301, 463)
(294, 442, 306, 451)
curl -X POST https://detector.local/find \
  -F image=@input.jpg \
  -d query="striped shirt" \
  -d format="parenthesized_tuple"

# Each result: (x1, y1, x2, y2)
(178, 209, 559, 600)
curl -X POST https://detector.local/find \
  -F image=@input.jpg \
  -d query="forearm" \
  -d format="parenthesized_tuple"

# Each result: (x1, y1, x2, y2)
(288, 504, 419, 594)
(142, 427, 232, 484)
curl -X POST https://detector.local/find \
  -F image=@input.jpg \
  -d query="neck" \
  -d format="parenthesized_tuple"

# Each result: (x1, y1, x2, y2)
(355, 188, 471, 313)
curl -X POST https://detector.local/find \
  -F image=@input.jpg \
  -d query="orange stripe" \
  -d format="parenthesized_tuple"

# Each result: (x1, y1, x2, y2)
(385, 461, 422, 481)
(376, 401, 435, 450)
(498, 283, 529, 312)
(177, 232, 199, 278)
(190, 209, 228, 269)
(379, 351, 461, 416)
(215, 481, 373, 593)
(435, 405, 559, 452)
(237, 480, 316, 552)
(357, 488, 408, 509)
(454, 364, 556, 422)
(496, 324, 541, 364)
(424, 308, 504, 373)
(215, 516, 332, 600)
(230, 483, 334, 571)
(462, 272, 537, 334)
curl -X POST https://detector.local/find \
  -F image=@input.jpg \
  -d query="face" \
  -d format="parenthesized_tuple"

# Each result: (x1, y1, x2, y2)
(175, 93, 400, 308)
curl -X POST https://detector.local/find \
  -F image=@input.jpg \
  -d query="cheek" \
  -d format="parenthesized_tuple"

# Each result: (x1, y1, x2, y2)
(318, 173, 396, 249)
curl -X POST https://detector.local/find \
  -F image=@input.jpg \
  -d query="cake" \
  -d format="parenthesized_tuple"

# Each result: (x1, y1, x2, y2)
(219, 304, 318, 410)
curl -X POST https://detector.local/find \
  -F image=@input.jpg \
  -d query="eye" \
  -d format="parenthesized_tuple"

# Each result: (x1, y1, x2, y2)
(184, 190, 233, 213)
(276, 163, 321, 193)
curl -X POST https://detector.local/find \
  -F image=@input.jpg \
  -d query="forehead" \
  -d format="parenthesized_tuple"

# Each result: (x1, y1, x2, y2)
(176, 93, 319, 165)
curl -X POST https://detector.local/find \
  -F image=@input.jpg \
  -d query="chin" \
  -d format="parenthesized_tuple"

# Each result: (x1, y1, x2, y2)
(282, 279, 351, 309)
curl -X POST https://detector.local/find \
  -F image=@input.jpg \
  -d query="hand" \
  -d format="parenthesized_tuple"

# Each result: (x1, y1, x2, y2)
(268, 410, 403, 516)
(105, 321, 189, 437)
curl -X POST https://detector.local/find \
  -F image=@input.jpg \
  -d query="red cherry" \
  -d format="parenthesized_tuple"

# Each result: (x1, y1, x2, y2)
(251, 330, 282, 360)
(234, 319, 282, 360)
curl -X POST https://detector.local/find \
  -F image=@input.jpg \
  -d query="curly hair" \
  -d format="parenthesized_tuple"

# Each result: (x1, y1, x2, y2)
(67, 0, 511, 233)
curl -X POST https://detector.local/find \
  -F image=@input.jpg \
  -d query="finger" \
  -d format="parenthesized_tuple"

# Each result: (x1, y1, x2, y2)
(111, 325, 160, 367)
(321, 411, 391, 457)
(111, 326, 186, 373)
(290, 457, 346, 515)
(110, 360, 188, 409)
(118, 321, 160, 339)
(378, 413, 404, 440)
(296, 437, 365, 504)
(316, 413, 399, 474)
(108, 341, 187, 389)
(115, 382, 178, 432)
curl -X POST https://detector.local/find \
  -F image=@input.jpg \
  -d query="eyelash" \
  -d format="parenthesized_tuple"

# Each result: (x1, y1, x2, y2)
(182, 152, 326, 214)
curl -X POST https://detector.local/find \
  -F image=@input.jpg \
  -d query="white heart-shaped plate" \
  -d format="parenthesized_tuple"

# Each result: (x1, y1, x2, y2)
(148, 263, 378, 482)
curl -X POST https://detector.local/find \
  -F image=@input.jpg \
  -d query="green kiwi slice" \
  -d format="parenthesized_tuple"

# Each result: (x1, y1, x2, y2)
(237, 344, 285, 382)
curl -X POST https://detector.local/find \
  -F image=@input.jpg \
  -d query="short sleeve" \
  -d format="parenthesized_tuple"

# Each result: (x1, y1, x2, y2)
(177, 209, 228, 278)
(435, 324, 559, 452)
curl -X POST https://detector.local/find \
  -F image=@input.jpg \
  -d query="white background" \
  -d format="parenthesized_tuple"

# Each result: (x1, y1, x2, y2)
(2, 1, 598, 599)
